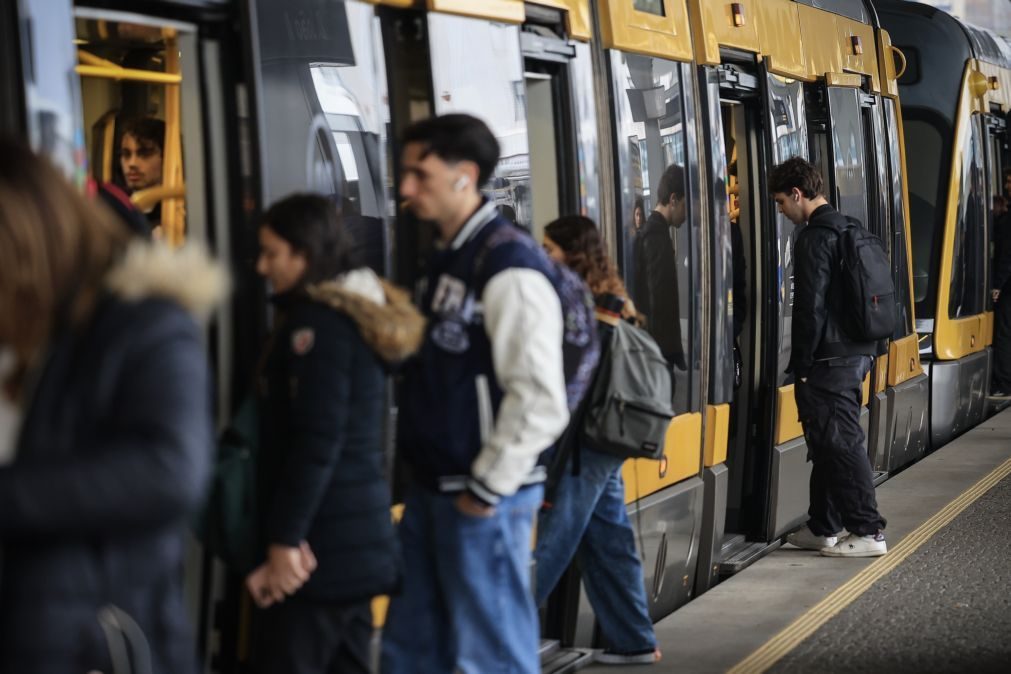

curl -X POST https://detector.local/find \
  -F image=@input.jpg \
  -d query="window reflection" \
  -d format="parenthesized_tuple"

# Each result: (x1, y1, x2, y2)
(256, 0, 391, 273)
(427, 15, 531, 227)
(611, 51, 692, 413)
(634, 0, 666, 17)
(949, 119, 986, 319)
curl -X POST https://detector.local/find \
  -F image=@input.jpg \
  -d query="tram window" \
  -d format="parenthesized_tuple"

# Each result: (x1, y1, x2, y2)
(253, 0, 392, 274)
(428, 14, 531, 228)
(767, 74, 807, 386)
(610, 51, 698, 414)
(904, 115, 945, 313)
(949, 118, 987, 319)
(633, 0, 666, 17)
(826, 88, 869, 228)
(76, 17, 196, 245)
(884, 100, 915, 337)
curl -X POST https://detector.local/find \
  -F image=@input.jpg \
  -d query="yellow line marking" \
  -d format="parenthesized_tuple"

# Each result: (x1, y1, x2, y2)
(728, 456, 1011, 674)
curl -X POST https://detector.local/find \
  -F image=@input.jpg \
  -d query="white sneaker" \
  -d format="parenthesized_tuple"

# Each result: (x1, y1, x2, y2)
(785, 526, 839, 550)
(820, 532, 887, 557)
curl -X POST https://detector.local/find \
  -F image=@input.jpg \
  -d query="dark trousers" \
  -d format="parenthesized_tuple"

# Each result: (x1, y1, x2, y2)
(993, 296, 1011, 390)
(795, 356, 886, 537)
(252, 597, 372, 674)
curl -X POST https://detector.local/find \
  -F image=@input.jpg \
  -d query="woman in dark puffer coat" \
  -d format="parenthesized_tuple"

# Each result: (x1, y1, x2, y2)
(247, 194, 423, 673)
(0, 140, 226, 673)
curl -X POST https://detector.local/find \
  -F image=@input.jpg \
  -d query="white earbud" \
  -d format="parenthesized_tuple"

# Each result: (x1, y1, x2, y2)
(453, 175, 470, 192)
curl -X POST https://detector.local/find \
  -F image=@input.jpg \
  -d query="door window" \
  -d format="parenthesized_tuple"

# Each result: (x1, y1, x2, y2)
(610, 51, 700, 414)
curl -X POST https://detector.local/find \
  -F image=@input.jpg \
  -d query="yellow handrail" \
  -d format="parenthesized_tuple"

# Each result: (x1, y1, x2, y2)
(75, 64, 182, 84)
(890, 45, 908, 80)
(130, 184, 186, 212)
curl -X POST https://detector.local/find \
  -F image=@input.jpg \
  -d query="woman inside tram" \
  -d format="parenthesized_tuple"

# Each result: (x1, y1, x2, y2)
(248, 193, 422, 673)
(537, 215, 661, 666)
(0, 139, 224, 673)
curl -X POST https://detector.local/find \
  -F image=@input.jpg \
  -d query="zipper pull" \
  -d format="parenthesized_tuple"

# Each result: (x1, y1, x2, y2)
(618, 399, 626, 436)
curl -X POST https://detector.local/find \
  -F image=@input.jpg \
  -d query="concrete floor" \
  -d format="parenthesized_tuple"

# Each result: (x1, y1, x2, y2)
(583, 408, 1011, 673)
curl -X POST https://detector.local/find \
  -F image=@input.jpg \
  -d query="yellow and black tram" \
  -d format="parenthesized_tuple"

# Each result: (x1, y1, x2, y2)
(2, 0, 1009, 672)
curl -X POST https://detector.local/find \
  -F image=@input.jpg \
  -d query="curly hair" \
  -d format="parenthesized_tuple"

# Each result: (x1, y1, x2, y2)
(768, 156, 824, 199)
(544, 215, 626, 298)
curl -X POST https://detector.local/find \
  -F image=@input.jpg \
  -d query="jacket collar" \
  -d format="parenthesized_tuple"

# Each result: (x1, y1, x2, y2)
(446, 200, 499, 251)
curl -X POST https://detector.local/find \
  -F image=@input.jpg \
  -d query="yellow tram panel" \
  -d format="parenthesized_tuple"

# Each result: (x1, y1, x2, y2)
(982, 311, 994, 348)
(427, 0, 525, 22)
(529, 0, 592, 41)
(688, 0, 761, 63)
(754, 0, 807, 80)
(887, 333, 923, 387)
(598, 0, 693, 62)
(876, 28, 901, 99)
(774, 385, 803, 445)
(797, 4, 880, 93)
(703, 404, 730, 468)
(622, 412, 702, 504)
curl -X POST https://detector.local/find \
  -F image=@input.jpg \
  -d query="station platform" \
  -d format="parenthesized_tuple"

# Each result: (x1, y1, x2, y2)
(585, 406, 1011, 674)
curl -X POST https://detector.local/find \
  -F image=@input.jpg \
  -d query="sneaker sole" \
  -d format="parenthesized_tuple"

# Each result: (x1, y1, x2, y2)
(820, 548, 887, 557)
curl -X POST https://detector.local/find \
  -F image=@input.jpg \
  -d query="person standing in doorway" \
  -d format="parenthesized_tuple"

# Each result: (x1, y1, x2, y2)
(770, 157, 887, 558)
(381, 114, 570, 674)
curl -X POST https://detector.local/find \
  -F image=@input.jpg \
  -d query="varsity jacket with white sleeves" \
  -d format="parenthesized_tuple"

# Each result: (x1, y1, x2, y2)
(398, 201, 569, 505)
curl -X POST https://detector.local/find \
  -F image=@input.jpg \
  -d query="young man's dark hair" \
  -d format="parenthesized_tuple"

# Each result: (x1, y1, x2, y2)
(768, 156, 824, 199)
(655, 164, 685, 206)
(260, 193, 360, 287)
(119, 117, 166, 153)
(400, 114, 500, 187)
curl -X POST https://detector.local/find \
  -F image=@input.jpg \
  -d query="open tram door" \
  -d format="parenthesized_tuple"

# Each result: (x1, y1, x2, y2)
(693, 54, 812, 587)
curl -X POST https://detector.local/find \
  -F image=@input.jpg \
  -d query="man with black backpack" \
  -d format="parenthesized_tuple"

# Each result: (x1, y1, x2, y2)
(770, 157, 888, 558)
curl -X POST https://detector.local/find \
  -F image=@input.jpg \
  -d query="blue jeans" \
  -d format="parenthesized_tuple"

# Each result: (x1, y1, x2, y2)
(380, 484, 543, 674)
(534, 448, 656, 653)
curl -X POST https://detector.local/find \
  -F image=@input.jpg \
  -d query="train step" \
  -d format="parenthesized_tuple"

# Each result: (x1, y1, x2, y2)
(872, 470, 888, 487)
(718, 536, 782, 576)
(539, 640, 595, 674)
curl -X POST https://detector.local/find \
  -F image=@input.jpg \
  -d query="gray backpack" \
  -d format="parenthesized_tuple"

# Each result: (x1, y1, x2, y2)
(581, 320, 674, 460)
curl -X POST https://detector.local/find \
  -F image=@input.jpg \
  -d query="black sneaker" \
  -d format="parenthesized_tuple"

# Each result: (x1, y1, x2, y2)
(989, 389, 1011, 399)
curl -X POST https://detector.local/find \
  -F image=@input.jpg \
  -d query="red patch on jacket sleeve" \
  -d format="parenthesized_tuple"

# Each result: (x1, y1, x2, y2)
(291, 328, 315, 355)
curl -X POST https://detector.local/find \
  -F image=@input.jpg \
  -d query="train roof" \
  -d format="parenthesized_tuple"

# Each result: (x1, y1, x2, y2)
(878, 1, 1011, 70)
(793, 0, 875, 25)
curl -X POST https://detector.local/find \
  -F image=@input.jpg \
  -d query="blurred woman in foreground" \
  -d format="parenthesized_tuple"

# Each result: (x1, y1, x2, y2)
(0, 140, 225, 673)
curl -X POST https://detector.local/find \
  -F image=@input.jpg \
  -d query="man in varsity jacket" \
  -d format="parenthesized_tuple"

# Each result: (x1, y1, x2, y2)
(770, 157, 888, 559)
(381, 114, 569, 674)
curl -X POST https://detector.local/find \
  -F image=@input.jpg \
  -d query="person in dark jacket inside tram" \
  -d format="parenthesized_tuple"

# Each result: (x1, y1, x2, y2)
(0, 140, 226, 673)
(248, 193, 423, 673)
(633, 164, 687, 370)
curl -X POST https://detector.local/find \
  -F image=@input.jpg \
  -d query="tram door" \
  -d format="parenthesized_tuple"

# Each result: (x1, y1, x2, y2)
(709, 63, 815, 573)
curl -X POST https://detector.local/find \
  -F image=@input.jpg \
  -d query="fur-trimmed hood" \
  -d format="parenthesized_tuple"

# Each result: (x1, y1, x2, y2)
(104, 240, 229, 320)
(307, 269, 425, 363)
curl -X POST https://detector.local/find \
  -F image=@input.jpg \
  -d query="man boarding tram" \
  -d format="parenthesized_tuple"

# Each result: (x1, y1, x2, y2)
(770, 157, 889, 558)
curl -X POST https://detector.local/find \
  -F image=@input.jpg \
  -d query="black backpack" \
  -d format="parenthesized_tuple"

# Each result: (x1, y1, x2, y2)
(815, 216, 896, 342)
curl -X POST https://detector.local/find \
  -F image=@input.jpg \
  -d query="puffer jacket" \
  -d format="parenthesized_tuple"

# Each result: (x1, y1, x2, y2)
(789, 204, 879, 378)
(0, 242, 226, 674)
(256, 269, 424, 604)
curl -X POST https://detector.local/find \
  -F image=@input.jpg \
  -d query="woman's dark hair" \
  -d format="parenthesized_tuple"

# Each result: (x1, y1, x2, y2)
(768, 156, 825, 199)
(400, 114, 500, 187)
(260, 193, 359, 287)
(544, 215, 627, 298)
